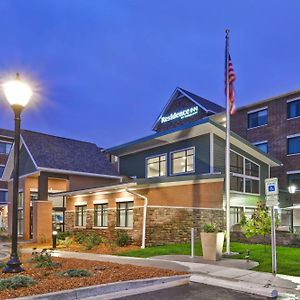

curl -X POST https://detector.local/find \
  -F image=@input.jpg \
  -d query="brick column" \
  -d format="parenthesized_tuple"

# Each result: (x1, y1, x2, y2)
(33, 201, 53, 243)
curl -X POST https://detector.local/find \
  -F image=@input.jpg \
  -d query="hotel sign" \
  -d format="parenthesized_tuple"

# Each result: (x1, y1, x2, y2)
(161, 106, 199, 124)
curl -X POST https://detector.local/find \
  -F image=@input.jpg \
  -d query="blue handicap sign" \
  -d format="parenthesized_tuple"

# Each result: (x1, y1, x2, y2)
(268, 185, 275, 192)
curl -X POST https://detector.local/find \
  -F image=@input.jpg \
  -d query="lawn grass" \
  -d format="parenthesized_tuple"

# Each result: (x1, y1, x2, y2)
(119, 242, 300, 276)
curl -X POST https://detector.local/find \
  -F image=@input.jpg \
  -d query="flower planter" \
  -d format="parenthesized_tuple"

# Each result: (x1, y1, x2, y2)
(200, 232, 224, 261)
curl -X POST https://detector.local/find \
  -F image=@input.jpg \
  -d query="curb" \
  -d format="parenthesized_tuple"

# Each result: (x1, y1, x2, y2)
(190, 274, 278, 298)
(13, 275, 190, 300)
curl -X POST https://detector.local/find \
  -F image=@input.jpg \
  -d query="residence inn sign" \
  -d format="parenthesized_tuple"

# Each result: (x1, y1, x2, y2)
(160, 106, 199, 123)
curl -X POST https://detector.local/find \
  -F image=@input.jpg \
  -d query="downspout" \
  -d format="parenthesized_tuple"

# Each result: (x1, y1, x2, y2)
(126, 188, 148, 249)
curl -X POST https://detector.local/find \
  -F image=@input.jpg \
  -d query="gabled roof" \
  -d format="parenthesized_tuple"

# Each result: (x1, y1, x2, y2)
(0, 128, 14, 139)
(152, 87, 225, 131)
(3, 130, 120, 180)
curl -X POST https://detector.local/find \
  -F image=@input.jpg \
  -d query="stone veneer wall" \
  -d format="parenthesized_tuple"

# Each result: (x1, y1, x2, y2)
(65, 207, 225, 246)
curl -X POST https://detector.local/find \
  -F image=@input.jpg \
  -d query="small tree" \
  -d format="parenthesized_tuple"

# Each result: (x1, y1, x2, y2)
(241, 201, 275, 252)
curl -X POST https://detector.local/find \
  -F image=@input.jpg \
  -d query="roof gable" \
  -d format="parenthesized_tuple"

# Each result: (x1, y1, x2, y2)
(152, 87, 225, 132)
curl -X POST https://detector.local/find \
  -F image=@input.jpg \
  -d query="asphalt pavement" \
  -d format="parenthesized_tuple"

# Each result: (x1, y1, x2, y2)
(117, 282, 269, 300)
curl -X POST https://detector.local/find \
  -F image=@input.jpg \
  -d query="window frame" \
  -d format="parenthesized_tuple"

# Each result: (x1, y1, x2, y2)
(287, 171, 300, 191)
(94, 203, 108, 228)
(247, 107, 268, 129)
(170, 147, 195, 176)
(116, 201, 133, 228)
(0, 189, 8, 203)
(0, 140, 12, 155)
(145, 153, 167, 178)
(230, 150, 260, 195)
(287, 134, 300, 156)
(75, 205, 87, 227)
(287, 98, 300, 120)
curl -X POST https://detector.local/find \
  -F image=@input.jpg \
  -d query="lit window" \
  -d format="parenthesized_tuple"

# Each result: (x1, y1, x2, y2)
(248, 109, 268, 129)
(75, 205, 87, 227)
(230, 151, 260, 194)
(18, 192, 24, 235)
(288, 99, 300, 119)
(146, 155, 166, 178)
(0, 142, 12, 155)
(287, 173, 300, 190)
(171, 148, 195, 175)
(117, 202, 133, 228)
(94, 204, 108, 227)
(287, 136, 300, 155)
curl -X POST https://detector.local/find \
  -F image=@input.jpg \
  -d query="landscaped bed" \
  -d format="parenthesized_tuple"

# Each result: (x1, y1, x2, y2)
(0, 252, 184, 299)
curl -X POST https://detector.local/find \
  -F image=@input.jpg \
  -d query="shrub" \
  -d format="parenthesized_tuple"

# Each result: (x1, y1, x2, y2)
(56, 231, 71, 241)
(74, 232, 86, 244)
(202, 223, 222, 233)
(58, 269, 91, 277)
(29, 249, 56, 268)
(0, 276, 36, 290)
(116, 231, 130, 247)
(84, 232, 103, 250)
(58, 236, 73, 248)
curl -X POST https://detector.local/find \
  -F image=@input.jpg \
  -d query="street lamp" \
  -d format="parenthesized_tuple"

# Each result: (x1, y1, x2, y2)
(288, 185, 297, 234)
(2, 73, 32, 273)
(288, 185, 296, 194)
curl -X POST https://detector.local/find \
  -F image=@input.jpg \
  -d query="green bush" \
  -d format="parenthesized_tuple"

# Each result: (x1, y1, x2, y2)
(74, 232, 86, 244)
(0, 276, 36, 290)
(84, 232, 103, 250)
(116, 231, 130, 247)
(29, 249, 56, 268)
(56, 231, 71, 241)
(202, 223, 222, 233)
(58, 269, 91, 277)
(58, 236, 73, 248)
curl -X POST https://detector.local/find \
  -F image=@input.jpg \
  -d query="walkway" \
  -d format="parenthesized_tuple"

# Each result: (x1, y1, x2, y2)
(20, 248, 300, 298)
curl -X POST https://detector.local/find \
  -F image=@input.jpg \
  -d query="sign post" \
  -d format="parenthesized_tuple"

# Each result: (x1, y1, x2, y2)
(265, 178, 279, 275)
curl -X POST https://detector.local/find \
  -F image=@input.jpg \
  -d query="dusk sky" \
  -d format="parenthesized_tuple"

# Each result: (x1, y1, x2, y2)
(0, 1, 300, 148)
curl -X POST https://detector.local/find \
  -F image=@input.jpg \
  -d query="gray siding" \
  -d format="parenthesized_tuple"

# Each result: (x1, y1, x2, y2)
(19, 145, 37, 177)
(120, 134, 210, 178)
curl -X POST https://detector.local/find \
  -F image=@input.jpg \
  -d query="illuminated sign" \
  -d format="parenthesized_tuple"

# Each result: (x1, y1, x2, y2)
(161, 106, 199, 123)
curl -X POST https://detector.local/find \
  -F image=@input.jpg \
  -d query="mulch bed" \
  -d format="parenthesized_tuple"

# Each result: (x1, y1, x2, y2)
(0, 254, 185, 299)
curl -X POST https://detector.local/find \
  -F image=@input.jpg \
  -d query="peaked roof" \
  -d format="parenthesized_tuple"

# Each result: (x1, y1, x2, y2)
(0, 128, 14, 139)
(19, 130, 119, 177)
(152, 87, 225, 131)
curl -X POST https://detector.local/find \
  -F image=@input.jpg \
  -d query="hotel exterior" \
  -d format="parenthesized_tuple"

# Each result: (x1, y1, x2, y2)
(56, 87, 280, 246)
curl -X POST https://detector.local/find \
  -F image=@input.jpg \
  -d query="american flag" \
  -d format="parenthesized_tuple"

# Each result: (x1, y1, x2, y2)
(227, 55, 236, 114)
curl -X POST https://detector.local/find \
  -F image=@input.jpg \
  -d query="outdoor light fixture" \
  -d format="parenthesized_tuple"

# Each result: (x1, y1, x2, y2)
(288, 185, 296, 194)
(52, 231, 58, 249)
(2, 73, 32, 273)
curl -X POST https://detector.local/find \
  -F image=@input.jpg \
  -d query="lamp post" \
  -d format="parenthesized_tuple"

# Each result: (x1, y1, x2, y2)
(2, 73, 32, 273)
(288, 185, 296, 233)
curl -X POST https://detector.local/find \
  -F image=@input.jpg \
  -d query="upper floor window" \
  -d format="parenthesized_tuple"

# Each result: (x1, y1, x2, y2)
(146, 154, 166, 178)
(253, 141, 268, 153)
(287, 135, 300, 155)
(248, 108, 268, 129)
(230, 151, 260, 195)
(109, 154, 119, 164)
(117, 201, 133, 228)
(171, 148, 195, 175)
(0, 165, 5, 178)
(94, 203, 108, 227)
(0, 191, 8, 203)
(0, 141, 12, 155)
(287, 99, 300, 119)
(75, 205, 87, 227)
(287, 172, 300, 190)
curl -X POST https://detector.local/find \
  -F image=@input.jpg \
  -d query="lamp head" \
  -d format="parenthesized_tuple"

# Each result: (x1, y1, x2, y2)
(2, 73, 33, 108)
(288, 185, 296, 194)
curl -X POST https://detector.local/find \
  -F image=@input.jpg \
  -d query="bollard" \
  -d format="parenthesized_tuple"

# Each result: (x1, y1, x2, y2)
(191, 228, 195, 258)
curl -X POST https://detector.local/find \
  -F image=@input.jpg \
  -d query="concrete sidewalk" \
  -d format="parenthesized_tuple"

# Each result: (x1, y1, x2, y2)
(20, 248, 300, 298)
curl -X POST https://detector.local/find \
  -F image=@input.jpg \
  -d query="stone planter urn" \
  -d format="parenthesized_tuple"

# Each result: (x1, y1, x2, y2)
(201, 226, 224, 261)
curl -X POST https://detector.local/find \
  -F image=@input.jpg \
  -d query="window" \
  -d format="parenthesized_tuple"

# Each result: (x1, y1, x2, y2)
(171, 148, 195, 175)
(253, 141, 268, 153)
(0, 191, 8, 203)
(287, 135, 300, 155)
(230, 151, 260, 194)
(110, 154, 118, 164)
(288, 99, 300, 119)
(18, 192, 24, 235)
(248, 109, 268, 129)
(75, 205, 87, 227)
(94, 204, 108, 227)
(0, 141, 12, 155)
(0, 165, 4, 178)
(146, 154, 166, 178)
(230, 207, 243, 226)
(117, 201, 133, 228)
(287, 173, 300, 190)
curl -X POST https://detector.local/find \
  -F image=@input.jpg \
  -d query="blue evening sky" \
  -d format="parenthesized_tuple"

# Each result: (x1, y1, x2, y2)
(0, 0, 299, 148)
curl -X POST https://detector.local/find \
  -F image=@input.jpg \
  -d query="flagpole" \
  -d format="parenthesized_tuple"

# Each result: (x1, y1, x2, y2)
(225, 29, 231, 254)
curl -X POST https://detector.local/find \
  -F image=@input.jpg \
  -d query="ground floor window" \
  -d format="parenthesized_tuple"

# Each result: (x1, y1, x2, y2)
(117, 202, 133, 228)
(75, 205, 87, 227)
(94, 204, 108, 227)
(230, 207, 243, 226)
(18, 192, 24, 236)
